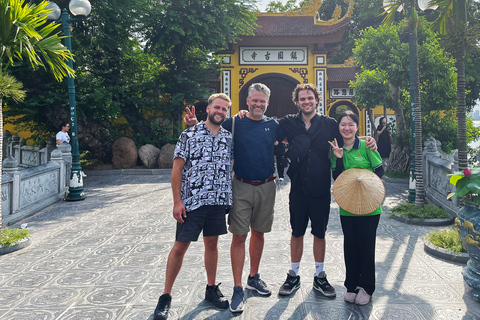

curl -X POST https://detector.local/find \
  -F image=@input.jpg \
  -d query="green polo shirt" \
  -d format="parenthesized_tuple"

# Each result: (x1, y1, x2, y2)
(331, 137, 383, 216)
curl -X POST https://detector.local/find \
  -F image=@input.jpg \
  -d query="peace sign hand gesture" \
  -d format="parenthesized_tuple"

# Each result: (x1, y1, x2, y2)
(328, 138, 343, 159)
(184, 106, 198, 126)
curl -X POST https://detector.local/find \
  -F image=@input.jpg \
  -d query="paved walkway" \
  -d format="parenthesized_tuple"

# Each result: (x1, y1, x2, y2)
(0, 171, 479, 319)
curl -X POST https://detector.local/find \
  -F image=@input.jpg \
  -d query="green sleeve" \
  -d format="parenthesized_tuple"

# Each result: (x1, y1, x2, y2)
(366, 147, 383, 168)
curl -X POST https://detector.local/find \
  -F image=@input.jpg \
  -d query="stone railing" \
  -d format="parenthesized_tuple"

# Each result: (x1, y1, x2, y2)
(423, 136, 462, 217)
(1, 144, 72, 226)
(2, 131, 57, 166)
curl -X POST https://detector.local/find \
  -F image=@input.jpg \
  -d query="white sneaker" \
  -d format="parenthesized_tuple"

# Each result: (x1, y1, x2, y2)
(354, 287, 371, 305)
(278, 177, 284, 181)
(344, 292, 356, 303)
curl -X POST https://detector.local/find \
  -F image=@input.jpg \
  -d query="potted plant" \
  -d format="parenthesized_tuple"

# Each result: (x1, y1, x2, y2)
(448, 167, 480, 303)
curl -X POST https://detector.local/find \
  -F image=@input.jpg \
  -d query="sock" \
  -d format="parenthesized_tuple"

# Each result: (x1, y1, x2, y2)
(315, 262, 324, 276)
(291, 262, 300, 275)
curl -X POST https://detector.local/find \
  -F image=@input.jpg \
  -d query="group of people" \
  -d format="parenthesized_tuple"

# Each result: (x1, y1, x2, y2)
(153, 82, 384, 320)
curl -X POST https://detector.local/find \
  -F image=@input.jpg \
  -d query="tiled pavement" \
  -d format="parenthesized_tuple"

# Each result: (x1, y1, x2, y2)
(1, 170, 479, 319)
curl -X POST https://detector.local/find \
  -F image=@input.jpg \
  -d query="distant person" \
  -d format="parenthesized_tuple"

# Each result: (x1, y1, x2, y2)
(153, 93, 233, 320)
(376, 117, 391, 165)
(329, 111, 384, 306)
(274, 141, 287, 181)
(56, 122, 70, 146)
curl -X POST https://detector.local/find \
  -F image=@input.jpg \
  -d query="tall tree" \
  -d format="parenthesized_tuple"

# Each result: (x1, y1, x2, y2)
(0, 0, 72, 227)
(352, 24, 457, 170)
(7, 0, 257, 162)
(143, 0, 257, 137)
(429, 0, 480, 170)
(382, 0, 426, 205)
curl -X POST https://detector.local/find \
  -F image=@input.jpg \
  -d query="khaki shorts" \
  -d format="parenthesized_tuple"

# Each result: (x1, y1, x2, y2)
(228, 177, 276, 234)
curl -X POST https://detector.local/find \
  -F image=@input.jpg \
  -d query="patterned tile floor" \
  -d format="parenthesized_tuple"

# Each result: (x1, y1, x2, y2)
(0, 170, 479, 319)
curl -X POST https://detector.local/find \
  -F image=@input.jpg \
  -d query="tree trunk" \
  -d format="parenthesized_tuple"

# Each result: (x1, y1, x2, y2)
(457, 48, 467, 170)
(386, 85, 409, 172)
(413, 26, 425, 206)
(0, 98, 3, 229)
(388, 144, 411, 172)
(368, 108, 376, 136)
(391, 86, 407, 134)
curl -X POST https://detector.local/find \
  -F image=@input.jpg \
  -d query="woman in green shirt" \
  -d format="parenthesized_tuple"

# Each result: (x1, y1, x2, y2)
(329, 111, 384, 306)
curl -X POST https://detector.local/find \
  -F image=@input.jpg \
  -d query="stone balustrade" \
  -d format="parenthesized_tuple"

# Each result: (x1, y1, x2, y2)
(1, 144, 72, 226)
(3, 131, 57, 167)
(422, 135, 466, 217)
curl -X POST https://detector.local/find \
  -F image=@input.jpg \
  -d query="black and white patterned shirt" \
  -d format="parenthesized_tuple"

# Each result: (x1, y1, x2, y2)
(174, 121, 233, 212)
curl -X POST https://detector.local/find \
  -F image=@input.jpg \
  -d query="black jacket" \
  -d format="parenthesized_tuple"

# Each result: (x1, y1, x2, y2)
(279, 112, 343, 197)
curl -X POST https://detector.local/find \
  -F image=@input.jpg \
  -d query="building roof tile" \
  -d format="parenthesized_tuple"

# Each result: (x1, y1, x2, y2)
(327, 67, 356, 82)
(252, 16, 350, 37)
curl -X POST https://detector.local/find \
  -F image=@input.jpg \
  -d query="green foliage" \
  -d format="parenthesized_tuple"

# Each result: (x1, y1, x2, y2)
(265, 0, 303, 12)
(0, 228, 31, 247)
(353, 25, 408, 89)
(390, 202, 450, 220)
(0, 73, 25, 101)
(0, 0, 73, 79)
(6, 0, 257, 162)
(425, 228, 467, 253)
(448, 167, 480, 205)
(353, 23, 458, 151)
(321, 0, 385, 64)
(350, 69, 391, 110)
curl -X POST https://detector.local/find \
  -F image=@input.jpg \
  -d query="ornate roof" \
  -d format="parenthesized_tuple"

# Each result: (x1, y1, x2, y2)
(253, 15, 351, 37)
(327, 67, 356, 83)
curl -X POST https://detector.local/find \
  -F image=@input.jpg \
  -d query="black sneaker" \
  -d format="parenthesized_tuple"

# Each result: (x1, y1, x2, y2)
(279, 270, 301, 295)
(313, 271, 336, 297)
(246, 273, 271, 295)
(205, 283, 229, 309)
(153, 293, 171, 320)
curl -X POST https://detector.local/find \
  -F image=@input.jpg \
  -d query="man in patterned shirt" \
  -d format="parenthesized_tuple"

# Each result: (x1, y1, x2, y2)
(153, 93, 233, 320)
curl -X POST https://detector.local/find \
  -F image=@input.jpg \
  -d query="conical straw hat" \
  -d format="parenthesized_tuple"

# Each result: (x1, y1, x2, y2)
(333, 168, 385, 215)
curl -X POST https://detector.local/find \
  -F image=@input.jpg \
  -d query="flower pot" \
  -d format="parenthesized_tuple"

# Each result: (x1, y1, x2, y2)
(456, 201, 480, 303)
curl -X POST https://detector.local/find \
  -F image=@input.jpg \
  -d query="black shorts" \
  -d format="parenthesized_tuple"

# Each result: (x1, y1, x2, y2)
(289, 189, 331, 239)
(176, 205, 228, 242)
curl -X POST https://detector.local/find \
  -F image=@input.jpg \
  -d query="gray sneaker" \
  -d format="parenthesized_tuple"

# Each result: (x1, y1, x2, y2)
(279, 270, 301, 296)
(246, 273, 271, 295)
(313, 271, 336, 297)
(230, 286, 245, 313)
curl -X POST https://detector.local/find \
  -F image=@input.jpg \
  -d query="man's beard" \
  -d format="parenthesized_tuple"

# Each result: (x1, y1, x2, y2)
(208, 113, 225, 125)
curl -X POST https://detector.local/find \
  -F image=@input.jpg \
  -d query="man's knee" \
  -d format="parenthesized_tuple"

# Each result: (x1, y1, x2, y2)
(171, 241, 190, 255)
(203, 236, 219, 250)
(250, 228, 264, 239)
(231, 233, 248, 246)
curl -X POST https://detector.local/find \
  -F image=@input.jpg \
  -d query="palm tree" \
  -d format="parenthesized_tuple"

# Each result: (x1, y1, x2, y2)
(429, 0, 469, 170)
(382, 0, 425, 205)
(0, 0, 73, 227)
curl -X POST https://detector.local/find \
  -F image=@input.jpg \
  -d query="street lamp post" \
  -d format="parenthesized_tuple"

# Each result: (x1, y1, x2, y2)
(47, 0, 91, 201)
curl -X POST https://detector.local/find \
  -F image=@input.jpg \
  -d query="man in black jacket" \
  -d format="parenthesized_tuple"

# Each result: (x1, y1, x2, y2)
(277, 84, 376, 297)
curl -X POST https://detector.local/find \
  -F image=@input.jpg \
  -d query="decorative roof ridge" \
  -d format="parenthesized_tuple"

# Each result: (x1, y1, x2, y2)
(255, 0, 354, 27)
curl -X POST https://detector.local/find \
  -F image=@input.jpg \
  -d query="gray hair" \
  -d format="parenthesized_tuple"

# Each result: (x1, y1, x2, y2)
(247, 83, 271, 100)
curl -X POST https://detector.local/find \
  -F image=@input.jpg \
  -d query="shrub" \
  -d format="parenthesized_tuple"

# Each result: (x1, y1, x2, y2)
(0, 228, 31, 247)
(425, 228, 467, 253)
(390, 202, 449, 220)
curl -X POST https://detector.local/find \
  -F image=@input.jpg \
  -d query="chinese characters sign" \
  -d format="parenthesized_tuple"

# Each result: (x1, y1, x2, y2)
(330, 88, 354, 98)
(240, 47, 307, 65)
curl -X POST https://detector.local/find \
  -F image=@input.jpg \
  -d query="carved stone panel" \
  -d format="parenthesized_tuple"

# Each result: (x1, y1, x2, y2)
(2, 182, 11, 215)
(20, 171, 59, 208)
